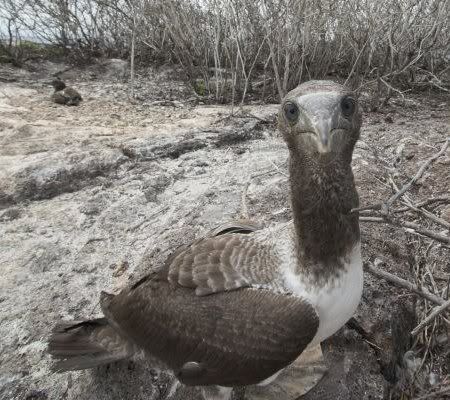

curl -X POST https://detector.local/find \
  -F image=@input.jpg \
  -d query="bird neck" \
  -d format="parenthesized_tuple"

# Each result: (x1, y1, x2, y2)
(289, 153, 360, 276)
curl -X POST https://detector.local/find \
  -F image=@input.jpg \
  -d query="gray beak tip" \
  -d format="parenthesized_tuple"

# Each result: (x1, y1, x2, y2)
(317, 141, 331, 154)
(316, 128, 332, 153)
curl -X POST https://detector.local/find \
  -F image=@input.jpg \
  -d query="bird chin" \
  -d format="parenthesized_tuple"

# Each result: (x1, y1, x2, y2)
(303, 132, 332, 154)
(316, 129, 345, 155)
(316, 142, 331, 154)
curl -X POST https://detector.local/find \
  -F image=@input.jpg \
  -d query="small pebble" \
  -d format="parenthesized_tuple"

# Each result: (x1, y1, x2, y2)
(374, 257, 385, 268)
(429, 372, 439, 386)
(113, 260, 129, 277)
(25, 389, 48, 400)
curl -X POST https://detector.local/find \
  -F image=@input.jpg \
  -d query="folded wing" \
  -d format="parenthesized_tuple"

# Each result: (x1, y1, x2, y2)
(101, 224, 318, 386)
(102, 282, 318, 386)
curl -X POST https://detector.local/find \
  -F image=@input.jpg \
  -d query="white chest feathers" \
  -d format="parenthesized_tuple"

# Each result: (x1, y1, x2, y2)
(282, 243, 363, 346)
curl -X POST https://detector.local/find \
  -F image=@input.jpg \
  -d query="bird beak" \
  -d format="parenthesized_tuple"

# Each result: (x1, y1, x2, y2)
(313, 118, 332, 153)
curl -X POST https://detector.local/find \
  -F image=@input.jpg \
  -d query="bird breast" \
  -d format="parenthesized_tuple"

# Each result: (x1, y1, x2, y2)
(280, 240, 363, 346)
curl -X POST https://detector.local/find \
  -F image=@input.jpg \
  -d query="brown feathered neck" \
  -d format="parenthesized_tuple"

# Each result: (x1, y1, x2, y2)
(51, 79, 66, 92)
(289, 151, 360, 275)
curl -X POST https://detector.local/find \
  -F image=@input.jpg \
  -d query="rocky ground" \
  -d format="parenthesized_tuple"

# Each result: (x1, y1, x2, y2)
(0, 60, 449, 400)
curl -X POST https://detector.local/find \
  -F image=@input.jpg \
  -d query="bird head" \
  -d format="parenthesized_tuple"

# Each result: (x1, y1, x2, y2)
(50, 77, 66, 92)
(278, 81, 361, 162)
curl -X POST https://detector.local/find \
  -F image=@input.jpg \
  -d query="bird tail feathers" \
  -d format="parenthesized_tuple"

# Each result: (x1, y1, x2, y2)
(48, 318, 134, 372)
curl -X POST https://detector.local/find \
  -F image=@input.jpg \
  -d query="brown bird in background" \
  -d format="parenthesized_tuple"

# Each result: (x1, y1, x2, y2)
(48, 81, 363, 400)
(50, 77, 82, 106)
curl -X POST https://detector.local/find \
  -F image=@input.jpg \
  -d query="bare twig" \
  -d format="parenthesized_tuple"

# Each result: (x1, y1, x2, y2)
(267, 158, 288, 177)
(385, 139, 449, 210)
(414, 387, 450, 400)
(364, 262, 445, 306)
(240, 179, 251, 220)
(411, 298, 450, 337)
(414, 317, 437, 385)
(126, 206, 170, 232)
(394, 196, 450, 212)
(358, 171, 449, 243)
(380, 77, 410, 103)
(399, 220, 450, 244)
(406, 204, 450, 230)
(344, 36, 370, 87)
(129, 13, 136, 99)
(390, 175, 450, 229)
(351, 203, 382, 213)
(359, 216, 450, 244)
(359, 216, 386, 222)
(353, 192, 450, 218)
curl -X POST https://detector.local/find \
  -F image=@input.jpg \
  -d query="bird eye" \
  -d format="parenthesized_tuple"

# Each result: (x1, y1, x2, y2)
(283, 102, 299, 122)
(341, 97, 356, 117)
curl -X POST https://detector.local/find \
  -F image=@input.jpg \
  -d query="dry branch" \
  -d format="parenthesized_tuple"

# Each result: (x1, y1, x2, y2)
(359, 216, 450, 244)
(411, 298, 450, 337)
(385, 139, 449, 210)
(353, 140, 449, 216)
(406, 204, 450, 230)
(355, 139, 450, 245)
(414, 387, 450, 400)
(364, 262, 445, 306)
(2, 0, 448, 100)
(394, 196, 450, 213)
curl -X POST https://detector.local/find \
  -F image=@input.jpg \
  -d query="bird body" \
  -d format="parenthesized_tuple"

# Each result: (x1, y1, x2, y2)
(271, 223, 363, 347)
(48, 80, 363, 399)
(171, 220, 363, 348)
(51, 92, 69, 105)
(50, 78, 82, 106)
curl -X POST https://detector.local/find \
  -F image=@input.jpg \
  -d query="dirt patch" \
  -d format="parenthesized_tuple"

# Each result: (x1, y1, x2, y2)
(0, 62, 448, 400)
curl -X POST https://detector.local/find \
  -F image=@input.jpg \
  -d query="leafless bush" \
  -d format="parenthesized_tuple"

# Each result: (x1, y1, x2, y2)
(1, 0, 448, 102)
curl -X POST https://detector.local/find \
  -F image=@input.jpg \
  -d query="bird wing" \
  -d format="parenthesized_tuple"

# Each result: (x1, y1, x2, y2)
(159, 222, 278, 296)
(100, 222, 319, 386)
(101, 283, 318, 386)
(51, 92, 69, 104)
(127, 220, 267, 296)
(64, 87, 82, 100)
(204, 220, 263, 237)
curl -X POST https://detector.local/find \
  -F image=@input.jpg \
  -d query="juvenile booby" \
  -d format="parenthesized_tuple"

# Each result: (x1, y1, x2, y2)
(48, 80, 363, 399)
(50, 77, 83, 106)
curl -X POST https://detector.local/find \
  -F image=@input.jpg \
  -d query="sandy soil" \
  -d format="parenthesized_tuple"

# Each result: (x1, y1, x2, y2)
(0, 61, 448, 400)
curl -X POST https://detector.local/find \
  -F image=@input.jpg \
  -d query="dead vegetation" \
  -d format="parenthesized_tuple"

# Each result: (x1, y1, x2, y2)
(352, 139, 450, 399)
(1, 0, 448, 104)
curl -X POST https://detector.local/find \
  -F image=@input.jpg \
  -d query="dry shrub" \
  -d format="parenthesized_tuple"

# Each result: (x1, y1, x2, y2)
(0, 0, 448, 102)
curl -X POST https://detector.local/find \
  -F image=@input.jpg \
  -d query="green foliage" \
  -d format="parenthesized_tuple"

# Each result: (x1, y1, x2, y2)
(193, 79, 206, 96)
(0, 46, 12, 64)
(0, 41, 67, 66)
(18, 40, 42, 51)
(1, 0, 448, 99)
(40, 45, 65, 59)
